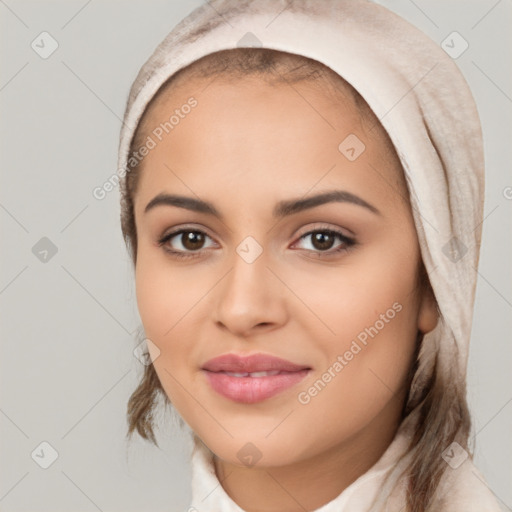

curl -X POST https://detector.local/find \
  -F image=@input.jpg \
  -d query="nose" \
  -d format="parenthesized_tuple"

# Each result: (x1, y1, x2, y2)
(213, 248, 288, 338)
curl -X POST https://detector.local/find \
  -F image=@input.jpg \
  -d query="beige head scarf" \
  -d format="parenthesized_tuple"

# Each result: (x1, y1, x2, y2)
(117, 1, 497, 510)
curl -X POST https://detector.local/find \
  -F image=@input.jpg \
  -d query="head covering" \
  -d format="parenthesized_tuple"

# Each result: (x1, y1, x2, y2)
(117, 1, 500, 510)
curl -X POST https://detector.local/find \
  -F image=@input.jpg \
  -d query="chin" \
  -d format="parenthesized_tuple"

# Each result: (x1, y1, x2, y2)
(197, 426, 314, 468)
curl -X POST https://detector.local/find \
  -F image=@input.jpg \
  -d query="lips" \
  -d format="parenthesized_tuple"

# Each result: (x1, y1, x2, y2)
(202, 353, 309, 373)
(201, 353, 311, 403)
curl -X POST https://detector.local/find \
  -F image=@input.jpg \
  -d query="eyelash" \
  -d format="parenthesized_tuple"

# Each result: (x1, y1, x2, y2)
(157, 224, 357, 261)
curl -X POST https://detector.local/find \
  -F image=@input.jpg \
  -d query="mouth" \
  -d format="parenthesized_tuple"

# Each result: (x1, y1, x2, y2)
(220, 370, 287, 377)
(201, 353, 311, 403)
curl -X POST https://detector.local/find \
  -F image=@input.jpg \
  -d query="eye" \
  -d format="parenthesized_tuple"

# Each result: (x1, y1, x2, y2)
(292, 226, 356, 257)
(157, 228, 216, 260)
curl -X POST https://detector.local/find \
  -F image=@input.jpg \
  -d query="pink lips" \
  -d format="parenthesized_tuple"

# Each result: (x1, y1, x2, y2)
(202, 353, 311, 403)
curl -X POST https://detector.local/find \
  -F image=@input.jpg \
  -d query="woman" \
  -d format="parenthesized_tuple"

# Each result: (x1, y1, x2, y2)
(117, 0, 501, 510)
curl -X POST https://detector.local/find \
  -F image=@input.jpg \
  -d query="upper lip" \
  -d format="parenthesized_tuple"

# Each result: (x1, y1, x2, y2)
(202, 353, 311, 373)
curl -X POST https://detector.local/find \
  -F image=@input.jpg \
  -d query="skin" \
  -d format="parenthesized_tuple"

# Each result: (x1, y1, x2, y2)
(132, 75, 439, 511)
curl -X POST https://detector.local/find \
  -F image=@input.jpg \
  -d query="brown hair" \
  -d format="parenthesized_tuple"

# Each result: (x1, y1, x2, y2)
(120, 48, 471, 512)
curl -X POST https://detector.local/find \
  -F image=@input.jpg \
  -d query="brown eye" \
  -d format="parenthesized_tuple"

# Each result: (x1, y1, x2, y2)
(293, 228, 356, 258)
(180, 231, 206, 251)
(157, 229, 216, 259)
(310, 232, 337, 251)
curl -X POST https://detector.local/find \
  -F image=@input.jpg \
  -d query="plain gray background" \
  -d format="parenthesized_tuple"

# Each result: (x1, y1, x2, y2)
(1, 0, 511, 510)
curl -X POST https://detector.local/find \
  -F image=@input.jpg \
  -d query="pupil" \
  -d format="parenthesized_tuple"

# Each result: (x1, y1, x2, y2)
(184, 231, 204, 250)
(313, 232, 333, 251)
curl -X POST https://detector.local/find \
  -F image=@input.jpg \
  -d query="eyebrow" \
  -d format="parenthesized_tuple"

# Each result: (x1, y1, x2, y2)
(144, 190, 381, 219)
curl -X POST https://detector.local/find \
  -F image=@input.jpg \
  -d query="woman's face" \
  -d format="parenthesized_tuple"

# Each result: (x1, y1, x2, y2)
(132, 74, 438, 468)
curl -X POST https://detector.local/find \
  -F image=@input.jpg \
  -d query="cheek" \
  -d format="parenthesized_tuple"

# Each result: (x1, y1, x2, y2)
(134, 252, 199, 339)
(340, 247, 420, 368)
(134, 261, 191, 408)
(135, 263, 171, 339)
(293, 306, 419, 453)
(134, 256, 211, 398)
(299, 238, 419, 346)
(301, 247, 421, 424)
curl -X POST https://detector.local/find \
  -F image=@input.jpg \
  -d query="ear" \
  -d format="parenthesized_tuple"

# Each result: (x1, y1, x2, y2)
(417, 277, 439, 334)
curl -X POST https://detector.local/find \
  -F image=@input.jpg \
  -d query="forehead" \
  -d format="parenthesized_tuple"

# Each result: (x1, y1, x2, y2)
(133, 75, 407, 215)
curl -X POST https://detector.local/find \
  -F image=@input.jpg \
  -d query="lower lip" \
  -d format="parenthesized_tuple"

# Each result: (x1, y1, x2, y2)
(203, 370, 310, 403)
